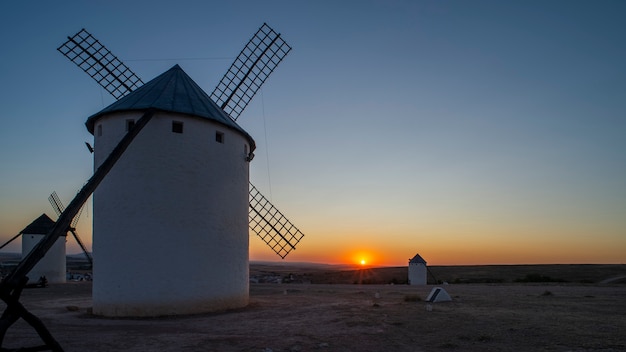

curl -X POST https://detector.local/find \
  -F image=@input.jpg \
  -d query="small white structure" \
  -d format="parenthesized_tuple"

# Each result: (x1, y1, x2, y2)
(21, 214, 66, 284)
(426, 287, 452, 302)
(89, 65, 255, 317)
(408, 253, 427, 285)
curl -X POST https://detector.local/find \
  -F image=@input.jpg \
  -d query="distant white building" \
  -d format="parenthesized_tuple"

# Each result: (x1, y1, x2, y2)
(21, 214, 66, 284)
(408, 253, 427, 285)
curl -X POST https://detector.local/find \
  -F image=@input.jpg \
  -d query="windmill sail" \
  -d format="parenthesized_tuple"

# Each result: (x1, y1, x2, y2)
(57, 28, 143, 99)
(210, 23, 292, 121)
(249, 183, 304, 259)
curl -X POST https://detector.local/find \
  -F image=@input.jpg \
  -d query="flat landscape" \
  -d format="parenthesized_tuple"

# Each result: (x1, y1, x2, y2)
(2, 263, 625, 351)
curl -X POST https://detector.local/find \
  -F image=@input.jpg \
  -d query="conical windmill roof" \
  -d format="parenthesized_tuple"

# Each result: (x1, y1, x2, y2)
(85, 64, 255, 151)
(409, 253, 427, 264)
(21, 214, 60, 235)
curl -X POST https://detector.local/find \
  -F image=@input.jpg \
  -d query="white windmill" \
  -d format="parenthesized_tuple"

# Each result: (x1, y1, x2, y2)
(408, 253, 427, 285)
(0, 25, 306, 350)
(54, 25, 304, 317)
(19, 214, 64, 285)
(0, 191, 92, 284)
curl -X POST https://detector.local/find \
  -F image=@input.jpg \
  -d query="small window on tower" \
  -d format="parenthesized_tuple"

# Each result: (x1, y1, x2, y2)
(126, 119, 135, 132)
(172, 121, 183, 134)
(216, 131, 224, 143)
(97, 124, 102, 136)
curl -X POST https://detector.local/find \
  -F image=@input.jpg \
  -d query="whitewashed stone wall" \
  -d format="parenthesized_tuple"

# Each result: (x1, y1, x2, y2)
(92, 111, 251, 317)
(22, 233, 66, 284)
(408, 262, 427, 285)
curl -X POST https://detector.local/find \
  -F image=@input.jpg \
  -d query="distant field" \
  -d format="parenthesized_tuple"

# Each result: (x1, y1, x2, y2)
(2, 252, 625, 285)
(250, 263, 626, 285)
(1, 257, 625, 351)
(6, 277, 626, 351)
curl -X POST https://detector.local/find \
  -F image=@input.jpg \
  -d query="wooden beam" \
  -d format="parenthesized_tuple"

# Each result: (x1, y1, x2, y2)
(0, 109, 155, 351)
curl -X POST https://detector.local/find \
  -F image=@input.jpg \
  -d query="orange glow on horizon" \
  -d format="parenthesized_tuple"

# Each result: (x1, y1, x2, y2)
(346, 250, 380, 267)
(248, 227, 626, 266)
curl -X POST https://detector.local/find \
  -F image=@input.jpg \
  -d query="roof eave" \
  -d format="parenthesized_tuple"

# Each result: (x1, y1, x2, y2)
(86, 108, 256, 152)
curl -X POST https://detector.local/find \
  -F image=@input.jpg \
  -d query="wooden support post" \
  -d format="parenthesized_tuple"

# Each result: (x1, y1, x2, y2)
(0, 109, 155, 351)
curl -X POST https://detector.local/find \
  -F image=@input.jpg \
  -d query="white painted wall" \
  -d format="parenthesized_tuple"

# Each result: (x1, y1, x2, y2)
(92, 111, 251, 317)
(22, 233, 66, 284)
(408, 263, 427, 285)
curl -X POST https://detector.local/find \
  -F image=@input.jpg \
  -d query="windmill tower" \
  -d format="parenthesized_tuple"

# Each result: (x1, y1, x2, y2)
(0, 192, 92, 283)
(20, 214, 66, 284)
(57, 25, 304, 317)
(408, 253, 427, 285)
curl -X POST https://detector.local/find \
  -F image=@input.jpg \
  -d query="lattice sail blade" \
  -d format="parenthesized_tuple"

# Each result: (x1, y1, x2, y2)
(49, 191, 85, 228)
(48, 191, 64, 217)
(58, 28, 143, 99)
(249, 182, 304, 259)
(71, 201, 86, 229)
(211, 23, 292, 121)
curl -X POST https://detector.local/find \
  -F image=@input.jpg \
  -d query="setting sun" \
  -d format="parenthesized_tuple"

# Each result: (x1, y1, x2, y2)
(349, 250, 377, 267)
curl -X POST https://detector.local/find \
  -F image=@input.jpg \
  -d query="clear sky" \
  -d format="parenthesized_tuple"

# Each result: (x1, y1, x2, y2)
(1, 1, 625, 266)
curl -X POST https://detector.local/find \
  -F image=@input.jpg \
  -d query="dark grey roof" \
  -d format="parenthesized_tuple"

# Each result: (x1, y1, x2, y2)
(409, 253, 427, 264)
(21, 214, 57, 235)
(85, 64, 255, 151)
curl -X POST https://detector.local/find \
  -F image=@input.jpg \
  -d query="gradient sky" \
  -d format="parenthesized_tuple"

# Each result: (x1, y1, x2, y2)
(1, 1, 625, 266)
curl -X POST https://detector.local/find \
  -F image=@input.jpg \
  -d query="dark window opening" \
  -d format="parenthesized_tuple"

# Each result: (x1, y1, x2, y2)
(172, 121, 183, 134)
(97, 124, 102, 136)
(216, 131, 224, 143)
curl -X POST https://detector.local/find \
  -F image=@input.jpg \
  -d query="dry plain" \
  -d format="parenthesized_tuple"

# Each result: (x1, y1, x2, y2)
(2, 264, 625, 352)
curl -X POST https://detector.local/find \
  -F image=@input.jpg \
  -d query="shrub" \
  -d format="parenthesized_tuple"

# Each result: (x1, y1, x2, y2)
(390, 277, 408, 285)
(404, 294, 421, 302)
(453, 277, 504, 284)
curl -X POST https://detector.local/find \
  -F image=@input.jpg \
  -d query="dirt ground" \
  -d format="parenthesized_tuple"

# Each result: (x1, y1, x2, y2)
(3, 280, 625, 352)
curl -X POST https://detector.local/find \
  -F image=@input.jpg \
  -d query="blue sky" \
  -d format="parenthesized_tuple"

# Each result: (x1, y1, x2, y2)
(1, 1, 625, 265)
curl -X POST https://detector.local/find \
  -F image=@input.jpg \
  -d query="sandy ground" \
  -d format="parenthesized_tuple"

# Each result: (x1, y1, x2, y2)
(3, 281, 625, 352)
